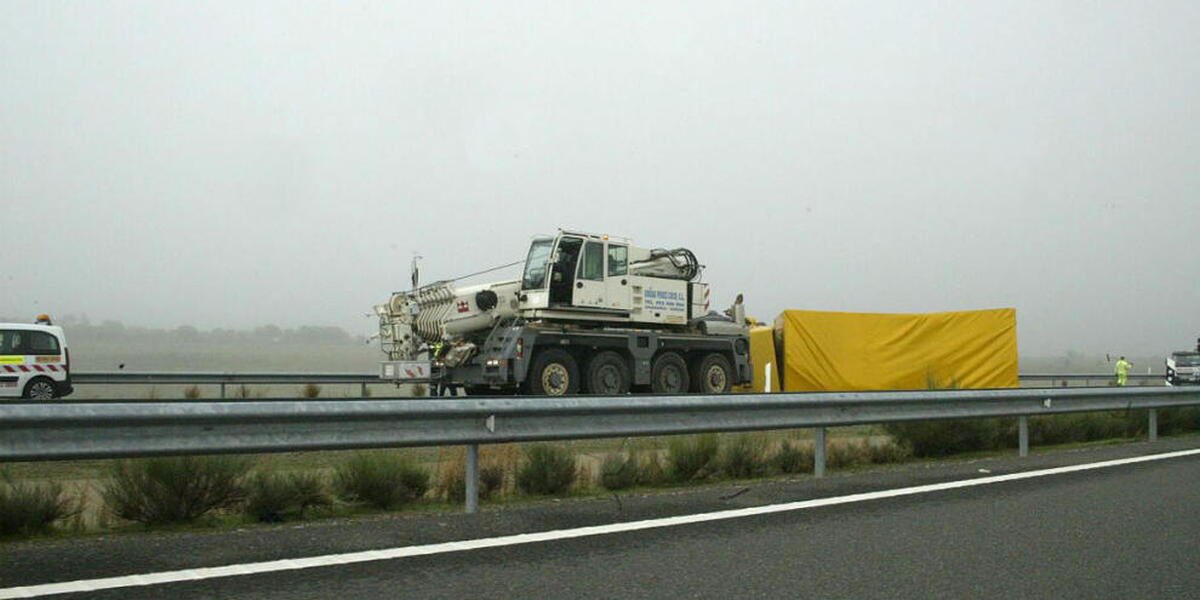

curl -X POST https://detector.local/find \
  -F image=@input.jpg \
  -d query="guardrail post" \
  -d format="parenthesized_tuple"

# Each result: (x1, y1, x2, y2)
(465, 443, 479, 514)
(220, 383, 226, 399)
(1018, 415, 1029, 457)
(1148, 409, 1158, 442)
(360, 382, 367, 398)
(814, 427, 827, 478)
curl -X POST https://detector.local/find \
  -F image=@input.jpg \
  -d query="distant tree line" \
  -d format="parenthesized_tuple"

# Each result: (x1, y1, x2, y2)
(2, 314, 362, 345)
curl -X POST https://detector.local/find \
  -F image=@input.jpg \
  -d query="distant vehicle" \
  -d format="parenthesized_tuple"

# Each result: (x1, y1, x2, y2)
(0, 317, 73, 399)
(1165, 342, 1200, 387)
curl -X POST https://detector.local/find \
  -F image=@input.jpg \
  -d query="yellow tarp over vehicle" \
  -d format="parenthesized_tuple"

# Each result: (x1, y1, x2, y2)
(773, 308, 1018, 391)
(748, 325, 782, 392)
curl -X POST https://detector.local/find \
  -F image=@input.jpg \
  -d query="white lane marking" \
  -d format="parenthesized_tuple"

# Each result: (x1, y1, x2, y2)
(4, 447, 1199, 599)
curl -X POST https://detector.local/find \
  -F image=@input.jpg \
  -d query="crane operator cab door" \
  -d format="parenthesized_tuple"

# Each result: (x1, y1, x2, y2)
(573, 240, 606, 308)
(548, 236, 583, 306)
(540, 235, 634, 313)
(572, 240, 633, 313)
(604, 243, 632, 312)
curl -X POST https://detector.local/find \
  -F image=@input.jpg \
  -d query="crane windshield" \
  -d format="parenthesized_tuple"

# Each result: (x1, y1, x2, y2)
(521, 238, 555, 290)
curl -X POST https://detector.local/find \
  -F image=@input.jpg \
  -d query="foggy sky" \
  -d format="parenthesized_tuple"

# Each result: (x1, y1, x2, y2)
(2, 1, 1198, 356)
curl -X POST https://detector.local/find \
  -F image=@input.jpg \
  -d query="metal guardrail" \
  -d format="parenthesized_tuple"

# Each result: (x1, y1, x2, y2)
(72, 372, 384, 398)
(1022, 373, 1165, 385)
(69, 371, 1168, 398)
(3, 386, 1198, 512)
(73, 371, 1164, 382)
(72, 372, 378, 384)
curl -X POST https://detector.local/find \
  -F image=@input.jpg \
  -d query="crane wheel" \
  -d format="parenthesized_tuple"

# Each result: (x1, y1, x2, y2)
(691, 353, 733, 394)
(527, 348, 580, 396)
(650, 352, 689, 394)
(586, 351, 630, 395)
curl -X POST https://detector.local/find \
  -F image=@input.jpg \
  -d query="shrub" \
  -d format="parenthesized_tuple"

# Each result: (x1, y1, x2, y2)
(576, 462, 595, 490)
(480, 463, 504, 494)
(867, 438, 912, 464)
(884, 418, 1009, 458)
(102, 456, 251, 525)
(438, 451, 505, 503)
(823, 438, 911, 469)
(411, 384, 428, 397)
(1029, 412, 1135, 446)
(183, 385, 201, 400)
(772, 439, 813, 474)
(719, 434, 768, 479)
(301, 384, 321, 399)
(637, 451, 666, 486)
(827, 440, 869, 469)
(600, 452, 639, 491)
(335, 452, 429, 510)
(516, 444, 576, 495)
(244, 471, 332, 522)
(1158, 407, 1200, 435)
(0, 474, 78, 537)
(487, 444, 521, 493)
(887, 408, 1191, 459)
(666, 434, 720, 483)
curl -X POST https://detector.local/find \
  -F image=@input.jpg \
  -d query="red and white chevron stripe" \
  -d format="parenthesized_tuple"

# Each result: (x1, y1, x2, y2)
(3, 364, 63, 373)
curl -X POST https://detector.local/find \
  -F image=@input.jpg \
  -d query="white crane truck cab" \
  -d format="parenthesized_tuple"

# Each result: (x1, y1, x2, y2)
(0, 316, 73, 400)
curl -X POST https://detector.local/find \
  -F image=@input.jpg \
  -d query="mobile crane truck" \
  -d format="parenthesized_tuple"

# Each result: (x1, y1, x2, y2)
(374, 230, 751, 396)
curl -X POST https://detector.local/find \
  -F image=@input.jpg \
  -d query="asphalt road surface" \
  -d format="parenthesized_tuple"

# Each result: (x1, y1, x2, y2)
(4, 436, 1199, 599)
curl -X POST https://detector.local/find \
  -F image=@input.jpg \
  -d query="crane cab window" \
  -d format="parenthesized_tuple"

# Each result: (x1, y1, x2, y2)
(577, 241, 605, 281)
(521, 238, 555, 290)
(607, 245, 628, 277)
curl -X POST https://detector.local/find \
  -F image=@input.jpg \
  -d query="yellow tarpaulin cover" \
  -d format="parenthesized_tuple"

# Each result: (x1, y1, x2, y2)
(773, 308, 1018, 391)
(748, 325, 781, 392)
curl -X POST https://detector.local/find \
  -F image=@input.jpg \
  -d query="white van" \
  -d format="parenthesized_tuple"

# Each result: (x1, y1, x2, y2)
(0, 322, 73, 400)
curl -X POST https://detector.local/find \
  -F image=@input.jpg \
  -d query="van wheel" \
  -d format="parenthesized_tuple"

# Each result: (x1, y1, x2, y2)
(651, 352, 689, 394)
(527, 349, 579, 396)
(692, 353, 733, 393)
(23, 377, 57, 400)
(586, 351, 630, 395)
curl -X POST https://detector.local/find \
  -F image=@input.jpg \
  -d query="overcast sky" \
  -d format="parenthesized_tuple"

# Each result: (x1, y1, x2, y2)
(2, 1, 1197, 356)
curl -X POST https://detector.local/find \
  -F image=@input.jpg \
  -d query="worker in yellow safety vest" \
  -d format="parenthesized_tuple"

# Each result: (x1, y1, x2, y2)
(427, 341, 458, 396)
(1114, 356, 1133, 386)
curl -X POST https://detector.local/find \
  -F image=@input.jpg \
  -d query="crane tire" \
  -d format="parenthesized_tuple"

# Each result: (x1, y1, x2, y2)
(691, 353, 733, 394)
(650, 352, 689, 394)
(585, 351, 630, 395)
(527, 349, 580, 396)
